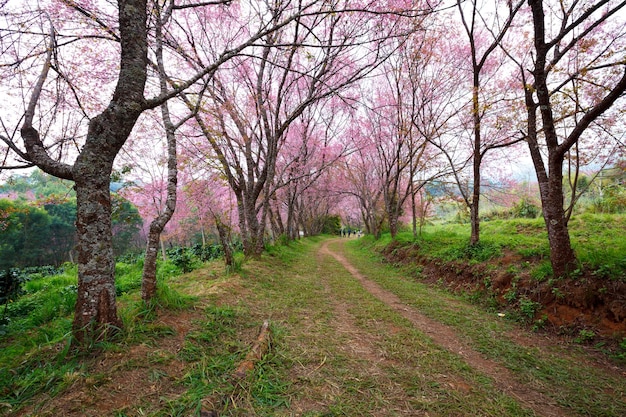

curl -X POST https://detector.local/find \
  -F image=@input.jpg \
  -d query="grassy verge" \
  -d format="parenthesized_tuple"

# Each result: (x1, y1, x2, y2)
(383, 213, 626, 280)
(0, 259, 195, 415)
(368, 214, 626, 357)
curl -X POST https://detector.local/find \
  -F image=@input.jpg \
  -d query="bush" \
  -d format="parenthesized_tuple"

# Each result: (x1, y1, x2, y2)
(511, 198, 540, 219)
(321, 215, 342, 235)
(1, 265, 65, 314)
(1, 269, 77, 336)
(481, 198, 540, 221)
(166, 247, 195, 273)
(0, 269, 26, 307)
(519, 296, 541, 320)
(446, 241, 501, 262)
(116, 251, 144, 264)
(587, 185, 626, 213)
(190, 243, 225, 262)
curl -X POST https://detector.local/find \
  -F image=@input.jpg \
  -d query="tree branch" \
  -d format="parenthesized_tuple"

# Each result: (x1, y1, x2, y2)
(558, 65, 626, 158)
(20, 17, 73, 180)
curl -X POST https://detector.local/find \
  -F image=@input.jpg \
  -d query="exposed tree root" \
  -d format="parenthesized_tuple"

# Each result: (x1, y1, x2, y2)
(201, 320, 271, 417)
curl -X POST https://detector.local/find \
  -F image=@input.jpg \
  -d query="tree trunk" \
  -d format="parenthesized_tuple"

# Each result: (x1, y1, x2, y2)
(215, 216, 234, 268)
(243, 192, 262, 256)
(410, 157, 418, 240)
(526, 0, 581, 278)
(273, 197, 285, 237)
(72, 157, 121, 342)
(141, 4, 178, 303)
(469, 125, 481, 246)
(141, 225, 161, 302)
(200, 223, 206, 247)
(70, 0, 147, 343)
(254, 203, 267, 255)
(542, 158, 577, 277)
(469, 70, 482, 246)
(286, 188, 297, 240)
(543, 206, 577, 278)
(388, 203, 398, 238)
(524, 75, 578, 278)
(469, 199, 480, 246)
(236, 193, 252, 256)
(267, 205, 279, 242)
(18, 0, 158, 343)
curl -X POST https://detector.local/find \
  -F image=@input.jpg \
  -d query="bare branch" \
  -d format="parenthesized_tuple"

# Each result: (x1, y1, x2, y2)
(60, 0, 120, 42)
(172, 0, 233, 10)
(558, 65, 626, 157)
(19, 16, 73, 180)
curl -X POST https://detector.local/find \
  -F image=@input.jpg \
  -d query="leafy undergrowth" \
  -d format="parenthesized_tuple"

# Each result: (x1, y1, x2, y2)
(367, 213, 626, 359)
(1, 235, 625, 416)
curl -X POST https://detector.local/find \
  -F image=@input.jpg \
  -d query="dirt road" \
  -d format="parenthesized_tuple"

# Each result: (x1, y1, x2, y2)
(314, 239, 617, 417)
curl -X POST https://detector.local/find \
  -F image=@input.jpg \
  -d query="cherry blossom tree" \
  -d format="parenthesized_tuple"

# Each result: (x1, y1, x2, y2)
(339, 119, 387, 238)
(357, 84, 417, 239)
(270, 98, 353, 240)
(137, 1, 207, 302)
(512, 0, 626, 277)
(187, 175, 238, 266)
(0, 0, 155, 342)
(403, 22, 472, 234)
(455, 0, 526, 245)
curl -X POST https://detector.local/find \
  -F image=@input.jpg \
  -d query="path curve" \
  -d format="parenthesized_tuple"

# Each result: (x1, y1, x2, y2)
(319, 239, 568, 417)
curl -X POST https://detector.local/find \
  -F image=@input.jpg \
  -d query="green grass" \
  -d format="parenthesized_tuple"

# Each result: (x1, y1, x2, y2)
(115, 262, 143, 295)
(194, 238, 539, 416)
(374, 215, 626, 338)
(0, 264, 80, 396)
(152, 303, 289, 417)
(313, 245, 532, 416)
(0, 257, 200, 415)
(569, 213, 626, 280)
(389, 213, 626, 280)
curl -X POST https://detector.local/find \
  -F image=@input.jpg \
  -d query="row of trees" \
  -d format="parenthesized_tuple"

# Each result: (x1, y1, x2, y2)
(1, 0, 625, 344)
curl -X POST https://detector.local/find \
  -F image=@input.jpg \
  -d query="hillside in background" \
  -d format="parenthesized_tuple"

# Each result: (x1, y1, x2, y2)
(0, 170, 143, 270)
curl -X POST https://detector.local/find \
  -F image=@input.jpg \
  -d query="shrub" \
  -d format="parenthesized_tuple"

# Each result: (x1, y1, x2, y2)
(511, 198, 540, 219)
(167, 247, 195, 273)
(446, 241, 501, 262)
(519, 296, 541, 320)
(116, 251, 144, 264)
(190, 243, 224, 262)
(574, 329, 596, 344)
(587, 185, 626, 214)
(321, 215, 341, 235)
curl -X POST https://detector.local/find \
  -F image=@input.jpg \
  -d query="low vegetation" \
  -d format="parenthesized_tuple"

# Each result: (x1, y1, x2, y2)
(379, 213, 626, 280)
(1, 214, 625, 416)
